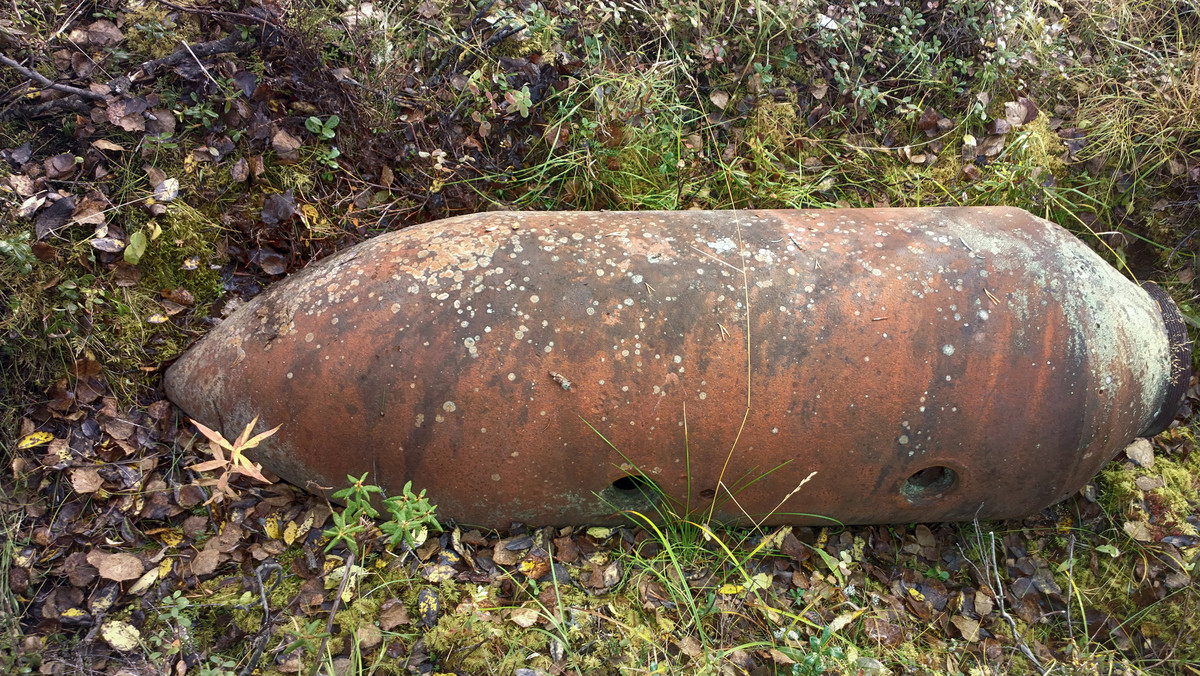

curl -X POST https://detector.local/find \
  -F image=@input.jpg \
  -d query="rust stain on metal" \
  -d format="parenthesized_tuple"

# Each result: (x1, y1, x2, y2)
(164, 207, 1191, 528)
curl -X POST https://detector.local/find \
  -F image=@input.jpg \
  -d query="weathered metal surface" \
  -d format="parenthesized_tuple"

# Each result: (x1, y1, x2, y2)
(164, 207, 1190, 527)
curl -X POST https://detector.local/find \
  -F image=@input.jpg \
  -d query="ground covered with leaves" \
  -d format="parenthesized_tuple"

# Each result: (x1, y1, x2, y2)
(2, 0, 1199, 674)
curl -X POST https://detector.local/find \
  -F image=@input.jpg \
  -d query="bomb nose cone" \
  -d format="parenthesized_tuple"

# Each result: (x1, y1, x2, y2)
(1139, 282, 1193, 437)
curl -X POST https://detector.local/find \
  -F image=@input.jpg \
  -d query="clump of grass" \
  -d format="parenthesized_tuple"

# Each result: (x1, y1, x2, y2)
(1062, 0, 1200, 189)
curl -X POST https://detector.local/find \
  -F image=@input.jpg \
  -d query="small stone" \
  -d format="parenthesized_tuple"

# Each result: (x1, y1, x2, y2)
(1124, 438, 1154, 468)
(1135, 475, 1164, 491)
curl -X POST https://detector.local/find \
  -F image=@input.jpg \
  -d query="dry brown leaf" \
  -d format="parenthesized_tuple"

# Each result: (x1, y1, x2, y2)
(192, 548, 221, 575)
(146, 109, 176, 136)
(951, 614, 981, 641)
(356, 624, 382, 650)
(92, 139, 125, 152)
(769, 649, 796, 665)
(417, 0, 440, 18)
(379, 598, 410, 630)
(70, 467, 104, 493)
(979, 134, 1006, 157)
(975, 589, 994, 615)
(103, 416, 136, 440)
(677, 634, 702, 659)
(6, 174, 35, 197)
(86, 551, 144, 582)
(230, 157, 249, 183)
(272, 129, 302, 163)
(863, 617, 903, 646)
(1123, 520, 1154, 542)
(508, 606, 540, 628)
(107, 98, 147, 133)
(44, 154, 76, 179)
(1136, 475, 1165, 491)
(87, 20, 125, 47)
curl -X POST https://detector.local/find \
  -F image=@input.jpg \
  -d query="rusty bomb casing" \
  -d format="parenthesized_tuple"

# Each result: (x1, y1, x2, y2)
(164, 207, 1191, 528)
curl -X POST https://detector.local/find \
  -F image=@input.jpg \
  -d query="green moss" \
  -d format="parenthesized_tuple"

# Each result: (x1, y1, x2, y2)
(1014, 114, 1068, 178)
(142, 202, 222, 292)
(746, 101, 798, 151)
(1097, 446, 1200, 537)
(1065, 545, 1200, 659)
(123, 5, 201, 61)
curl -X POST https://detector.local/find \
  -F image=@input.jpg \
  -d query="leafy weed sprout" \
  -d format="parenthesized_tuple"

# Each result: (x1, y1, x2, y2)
(187, 416, 278, 504)
(323, 472, 441, 556)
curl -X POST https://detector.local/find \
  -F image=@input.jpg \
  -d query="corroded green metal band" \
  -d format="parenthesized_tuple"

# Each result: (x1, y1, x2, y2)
(1140, 281, 1192, 436)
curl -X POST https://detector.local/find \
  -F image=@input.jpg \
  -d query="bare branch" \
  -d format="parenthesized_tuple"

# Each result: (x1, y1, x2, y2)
(0, 54, 106, 101)
(138, 33, 255, 77)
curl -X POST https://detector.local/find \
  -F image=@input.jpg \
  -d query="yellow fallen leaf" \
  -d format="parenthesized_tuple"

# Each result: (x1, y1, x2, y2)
(18, 431, 54, 449)
(158, 530, 183, 548)
(128, 566, 160, 595)
(100, 620, 140, 651)
(748, 572, 772, 591)
(264, 513, 281, 540)
(323, 556, 343, 575)
(418, 588, 440, 626)
(284, 511, 314, 545)
(828, 609, 864, 633)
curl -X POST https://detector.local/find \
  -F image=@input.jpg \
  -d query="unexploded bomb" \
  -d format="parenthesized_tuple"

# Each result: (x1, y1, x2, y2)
(165, 207, 1191, 528)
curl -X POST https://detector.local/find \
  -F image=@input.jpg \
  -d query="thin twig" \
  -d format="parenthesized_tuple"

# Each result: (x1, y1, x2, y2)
(0, 54, 106, 101)
(239, 561, 283, 676)
(1168, 229, 1197, 266)
(138, 33, 253, 77)
(0, 97, 92, 121)
(153, 0, 284, 32)
(987, 530, 1047, 675)
(309, 550, 355, 676)
(181, 41, 221, 88)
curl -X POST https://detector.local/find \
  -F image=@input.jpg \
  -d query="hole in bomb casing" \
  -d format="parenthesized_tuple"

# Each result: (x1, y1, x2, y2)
(600, 474, 662, 511)
(901, 465, 958, 504)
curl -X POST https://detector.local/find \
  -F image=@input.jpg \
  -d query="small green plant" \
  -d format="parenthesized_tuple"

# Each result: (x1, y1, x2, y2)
(305, 115, 339, 140)
(323, 507, 367, 555)
(380, 480, 441, 549)
(784, 624, 847, 675)
(923, 564, 951, 582)
(175, 91, 220, 129)
(283, 617, 331, 656)
(323, 472, 377, 554)
(314, 145, 341, 171)
(305, 115, 341, 176)
(323, 474, 440, 554)
(197, 655, 237, 676)
(0, 232, 36, 274)
(331, 472, 381, 518)
(504, 85, 533, 118)
(145, 590, 194, 662)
